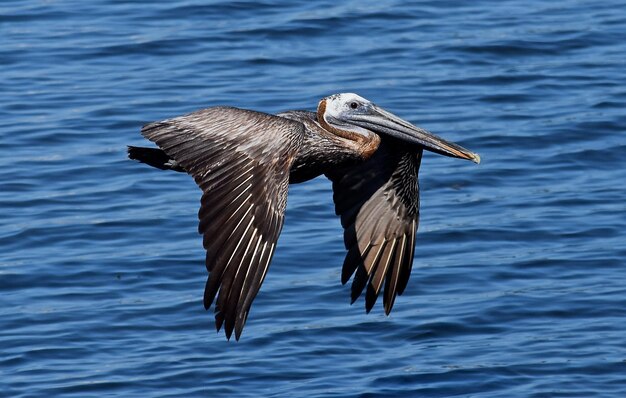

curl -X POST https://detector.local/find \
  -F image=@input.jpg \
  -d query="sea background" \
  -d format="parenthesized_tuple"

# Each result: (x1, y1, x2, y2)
(1, 1, 625, 397)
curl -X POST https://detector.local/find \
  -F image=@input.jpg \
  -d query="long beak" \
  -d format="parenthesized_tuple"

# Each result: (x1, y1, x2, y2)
(349, 105, 481, 164)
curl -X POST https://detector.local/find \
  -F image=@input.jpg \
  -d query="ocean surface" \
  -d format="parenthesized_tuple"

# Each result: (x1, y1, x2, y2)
(2, 1, 625, 397)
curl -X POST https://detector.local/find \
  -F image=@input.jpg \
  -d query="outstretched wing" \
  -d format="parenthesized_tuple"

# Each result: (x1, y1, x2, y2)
(141, 106, 304, 340)
(327, 140, 422, 315)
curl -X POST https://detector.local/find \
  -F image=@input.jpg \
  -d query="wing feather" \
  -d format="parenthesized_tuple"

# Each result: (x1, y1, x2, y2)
(327, 141, 422, 315)
(141, 106, 303, 340)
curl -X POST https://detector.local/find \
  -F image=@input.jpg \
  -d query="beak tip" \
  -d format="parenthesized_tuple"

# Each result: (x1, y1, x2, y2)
(471, 153, 481, 164)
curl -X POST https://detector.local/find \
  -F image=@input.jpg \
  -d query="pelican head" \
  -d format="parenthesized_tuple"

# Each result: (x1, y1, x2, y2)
(319, 93, 480, 164)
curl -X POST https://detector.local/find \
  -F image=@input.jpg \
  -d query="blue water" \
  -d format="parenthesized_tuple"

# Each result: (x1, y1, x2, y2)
(2, 0, 625, 396)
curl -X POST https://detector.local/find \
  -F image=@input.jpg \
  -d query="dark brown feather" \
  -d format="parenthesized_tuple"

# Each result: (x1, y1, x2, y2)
(327, 140, 422, 315)
(141, 106, 303, 340)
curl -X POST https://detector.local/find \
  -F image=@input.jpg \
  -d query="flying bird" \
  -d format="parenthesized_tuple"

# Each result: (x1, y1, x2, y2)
(128, 93, 480, 340)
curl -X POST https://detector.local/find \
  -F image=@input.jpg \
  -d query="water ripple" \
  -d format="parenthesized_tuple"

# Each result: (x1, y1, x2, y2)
(2, 0, 626, 397)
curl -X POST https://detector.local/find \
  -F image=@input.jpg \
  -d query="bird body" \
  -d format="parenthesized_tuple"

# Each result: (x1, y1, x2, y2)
(129, 93, 479, 340)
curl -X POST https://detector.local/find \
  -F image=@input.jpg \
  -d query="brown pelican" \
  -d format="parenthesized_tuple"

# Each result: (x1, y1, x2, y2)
(128, 93, 479, 340)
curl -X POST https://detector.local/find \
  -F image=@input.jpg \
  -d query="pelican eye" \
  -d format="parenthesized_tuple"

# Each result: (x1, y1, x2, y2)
(350, 102, 358, 109)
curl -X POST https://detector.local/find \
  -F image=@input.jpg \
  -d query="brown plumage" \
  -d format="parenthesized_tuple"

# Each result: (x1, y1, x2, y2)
(128, 93, 480, 340)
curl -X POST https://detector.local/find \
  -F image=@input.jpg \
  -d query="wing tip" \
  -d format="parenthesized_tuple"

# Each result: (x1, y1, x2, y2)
(365, 284, 378, 313)
(383, 298, 395, 316)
